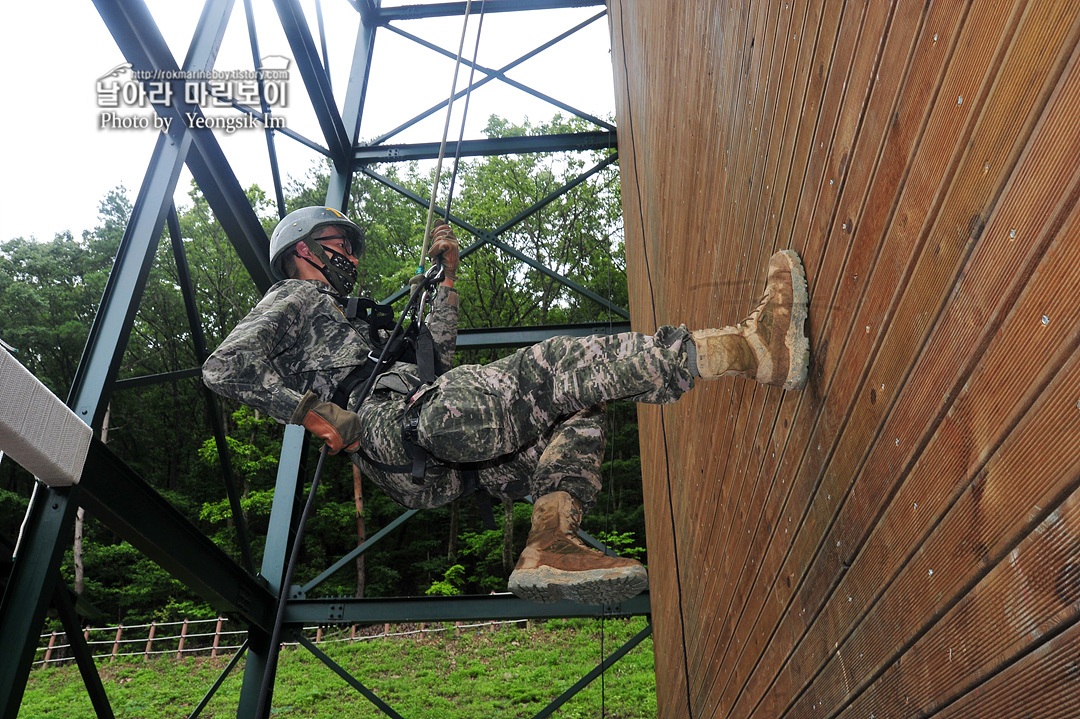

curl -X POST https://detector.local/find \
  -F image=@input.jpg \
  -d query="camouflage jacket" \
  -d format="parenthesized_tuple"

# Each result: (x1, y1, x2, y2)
(202, 278, 459, 424)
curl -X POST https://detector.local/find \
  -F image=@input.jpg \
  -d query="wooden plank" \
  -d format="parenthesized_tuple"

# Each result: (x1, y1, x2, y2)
(696, 0, 937, 710)
(693, 0, 901, 707)
(765, 41, 1080, 715)
(610, 0, 1080, 717)
(931, 599, 1080, 718)
(835, 382, 1080, 717)
(683, 0, 838, 695)
(704, 0, 967, 707)
(745, 14, 1080, 716)
(609, 3, 690, 716)
(718, 1, 1079, 715)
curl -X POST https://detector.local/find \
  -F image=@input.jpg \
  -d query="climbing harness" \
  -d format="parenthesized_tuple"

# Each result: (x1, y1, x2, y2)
(255, 263, 445, 719)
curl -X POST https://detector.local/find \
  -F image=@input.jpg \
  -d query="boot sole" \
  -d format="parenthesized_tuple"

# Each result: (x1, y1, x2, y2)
(508, 564, 649, 605)
(777, 249, 810, 391)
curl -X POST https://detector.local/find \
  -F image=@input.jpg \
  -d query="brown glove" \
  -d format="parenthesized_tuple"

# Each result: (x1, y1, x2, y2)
(289, 391, 362, 454)
(428, 220, 459, 280)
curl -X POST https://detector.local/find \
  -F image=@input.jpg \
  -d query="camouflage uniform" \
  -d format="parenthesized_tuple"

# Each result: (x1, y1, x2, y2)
(203, 278, 696, 512)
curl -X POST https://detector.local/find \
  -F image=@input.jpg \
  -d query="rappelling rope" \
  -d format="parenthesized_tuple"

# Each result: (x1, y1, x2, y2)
(612, 2, 695, 717)
(444, 0, 487, 219)
(418, 0, 481, 271)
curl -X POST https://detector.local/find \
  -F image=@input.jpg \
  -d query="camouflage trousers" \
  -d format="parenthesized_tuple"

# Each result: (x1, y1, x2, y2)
(352, 325, 695, 512)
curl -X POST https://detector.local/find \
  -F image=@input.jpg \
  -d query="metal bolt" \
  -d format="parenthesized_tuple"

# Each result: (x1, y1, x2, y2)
(1042, 315, 1050, 326)
(1009, 229, 1016, 239)
(958, 96, 963, 105)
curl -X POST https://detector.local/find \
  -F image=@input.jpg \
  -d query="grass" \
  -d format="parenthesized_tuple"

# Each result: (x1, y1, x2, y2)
(21, 617, 656, 718)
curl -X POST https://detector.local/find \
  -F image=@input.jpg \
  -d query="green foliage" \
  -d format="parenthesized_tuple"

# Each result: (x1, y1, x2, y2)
(425, 563, 466, 596)
(593, 530, 647, 562)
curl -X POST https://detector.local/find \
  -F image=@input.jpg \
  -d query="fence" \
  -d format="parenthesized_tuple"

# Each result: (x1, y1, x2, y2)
(33, 617, 531, 668)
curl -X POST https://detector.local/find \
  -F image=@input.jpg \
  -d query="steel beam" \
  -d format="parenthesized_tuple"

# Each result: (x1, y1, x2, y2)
(378, 0, 605, 22)
(298, 636, 407, 719)
(168, 207, 255, 574)
(77, 440, 275, 629)
(355, 131, 616, 163)
(66, 129, 191, 430)
(284, 592, 650, 625)
(360, 166, 629, 319)
(325, 0, 379, 208)
(237, 424, 308, 717)
(73, 0, 260, 428)
(104, 323, 633, 394)
(0, 484, 79, 718)
(301, 508, 419, 594)
(53, 584, 115, 719)
(371, 10, 607, 145)
(94, 0, 275, 295)
(532, 622, 653, 719)
(272, 0, 351, 169)
(389, 15, 614, 131)
(104, 320, 631, 393)
(189, 639, 249, 718)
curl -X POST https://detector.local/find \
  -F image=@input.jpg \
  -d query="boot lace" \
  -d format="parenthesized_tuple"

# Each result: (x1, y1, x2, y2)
(737, 286, 773, 329)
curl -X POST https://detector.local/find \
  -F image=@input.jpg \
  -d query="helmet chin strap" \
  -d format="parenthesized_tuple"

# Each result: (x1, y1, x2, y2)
(301, 237, 356, 296)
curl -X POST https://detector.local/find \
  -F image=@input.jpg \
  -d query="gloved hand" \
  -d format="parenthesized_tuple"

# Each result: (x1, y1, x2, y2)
(289, 391, 362, 454)
(428, 219, 459, 281)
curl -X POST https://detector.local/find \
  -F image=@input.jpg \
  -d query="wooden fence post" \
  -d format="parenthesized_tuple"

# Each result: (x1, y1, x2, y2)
(176, 619, 189, 659)
(44, 631, 58, 664)
(111, 625, 123, 659)
(144, 622, 157, 659)
(211, 617, 224, 658)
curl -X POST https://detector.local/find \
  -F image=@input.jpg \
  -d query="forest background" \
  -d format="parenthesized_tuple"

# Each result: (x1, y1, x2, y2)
(0, 114, 647, 628)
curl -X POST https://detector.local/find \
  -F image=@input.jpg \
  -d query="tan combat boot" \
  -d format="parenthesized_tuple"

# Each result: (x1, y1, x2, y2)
(508, 492, 649, 605)
(692, 249, 810, 390)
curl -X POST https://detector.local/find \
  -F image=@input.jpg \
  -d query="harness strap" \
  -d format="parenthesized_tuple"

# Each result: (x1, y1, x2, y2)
(415, 324, 438, 385)
(402, 400, 428, 484)
(463, 468, 497, 531)
(331, 357, 378, 410)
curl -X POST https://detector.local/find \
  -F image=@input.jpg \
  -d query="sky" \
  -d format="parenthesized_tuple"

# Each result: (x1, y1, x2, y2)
(0, 1, 616, 243)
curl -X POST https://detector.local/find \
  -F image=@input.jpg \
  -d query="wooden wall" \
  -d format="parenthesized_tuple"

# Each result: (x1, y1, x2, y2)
(608, 0, 1080, 716)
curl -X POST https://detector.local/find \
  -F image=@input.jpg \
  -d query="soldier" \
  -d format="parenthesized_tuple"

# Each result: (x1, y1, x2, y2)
(203, 206, 810, 605)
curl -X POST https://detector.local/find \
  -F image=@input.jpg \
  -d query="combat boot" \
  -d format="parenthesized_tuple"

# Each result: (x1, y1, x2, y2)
(508, 491, 648, 605)
(692, 249, 810, 390)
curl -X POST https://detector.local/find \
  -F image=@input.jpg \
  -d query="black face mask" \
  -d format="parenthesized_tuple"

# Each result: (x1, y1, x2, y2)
(299, 244, 357, 296)
(322, 247, 358, 295)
